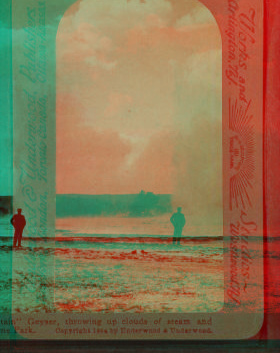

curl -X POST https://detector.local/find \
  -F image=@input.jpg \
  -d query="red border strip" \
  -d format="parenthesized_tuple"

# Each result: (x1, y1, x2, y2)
(253, 0, 280, 340)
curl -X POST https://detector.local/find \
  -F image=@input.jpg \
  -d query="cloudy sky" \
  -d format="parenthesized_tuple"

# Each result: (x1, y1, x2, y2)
(56, 0, 222, 221)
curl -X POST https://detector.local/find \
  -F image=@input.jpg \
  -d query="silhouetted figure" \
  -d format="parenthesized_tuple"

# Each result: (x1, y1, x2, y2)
(170, 207, 185, 245)
(11, 209, 26, 247)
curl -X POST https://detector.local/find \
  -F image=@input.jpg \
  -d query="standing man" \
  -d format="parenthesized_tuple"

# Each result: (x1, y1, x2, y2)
(11, 208, 26, 248)
(170, 207, 186, 245)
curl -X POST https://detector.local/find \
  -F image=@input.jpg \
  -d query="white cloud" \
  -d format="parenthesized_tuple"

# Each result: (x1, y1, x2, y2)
(68, 0, 172, 34)
(184, 49, 222, 94)
(85, 56, 117, 70)
(173, 49, 222, 133)
(57, 22, 117, 73)
(56, 0, 223, 227)
(175, 5, 216, 28)
(104, 93, 133, 118)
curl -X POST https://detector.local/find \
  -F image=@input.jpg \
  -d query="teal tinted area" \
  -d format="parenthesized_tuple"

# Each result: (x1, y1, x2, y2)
(0, 18, 12, 196)
(0, 236, 224, 313)
(0, 0, 14, 339)
(56, 194, 172, 218)
(54, 239, 224, 313)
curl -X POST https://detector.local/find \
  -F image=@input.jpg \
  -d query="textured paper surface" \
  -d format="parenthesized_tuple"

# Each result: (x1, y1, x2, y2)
(0, 0, 265, 340)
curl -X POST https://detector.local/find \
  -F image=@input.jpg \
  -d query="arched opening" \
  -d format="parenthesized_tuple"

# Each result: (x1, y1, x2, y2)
(55, 0, 223, 313)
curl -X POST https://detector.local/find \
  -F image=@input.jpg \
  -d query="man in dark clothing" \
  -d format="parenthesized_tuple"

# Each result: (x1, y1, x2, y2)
(11, 209, 26, 247)
(170, 207, 186, 245)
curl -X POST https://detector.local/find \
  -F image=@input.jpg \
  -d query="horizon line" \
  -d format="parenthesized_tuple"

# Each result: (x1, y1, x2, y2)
(56, 193, 173, 196)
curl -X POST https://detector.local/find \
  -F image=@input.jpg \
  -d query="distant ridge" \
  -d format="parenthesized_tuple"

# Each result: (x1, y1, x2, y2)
(56, 193, 172, 218)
